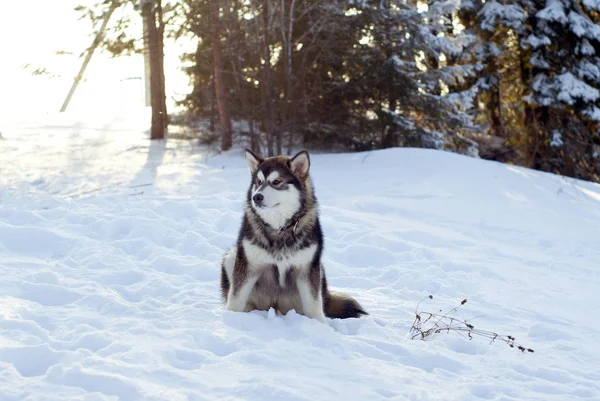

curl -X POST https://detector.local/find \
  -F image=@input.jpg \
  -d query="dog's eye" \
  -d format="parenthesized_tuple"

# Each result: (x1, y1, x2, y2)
(272, 179, 282, 186)
(256, 179, 262, 186)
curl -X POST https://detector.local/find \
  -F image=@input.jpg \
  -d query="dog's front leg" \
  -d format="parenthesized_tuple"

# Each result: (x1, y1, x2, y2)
(296, 265, 327, 323)
(226, 252, 258, 312)
(226, 276, 258, 312)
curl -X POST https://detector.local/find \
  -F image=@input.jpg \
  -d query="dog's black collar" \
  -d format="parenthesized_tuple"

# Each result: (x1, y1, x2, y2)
(278, 218, 299, 235)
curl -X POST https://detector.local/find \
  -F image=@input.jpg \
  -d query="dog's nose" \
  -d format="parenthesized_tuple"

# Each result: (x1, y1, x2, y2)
(253, 193, 264, 204)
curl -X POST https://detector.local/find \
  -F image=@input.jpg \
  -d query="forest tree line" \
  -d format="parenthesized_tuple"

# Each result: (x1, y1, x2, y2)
(79, 0, 600, 183)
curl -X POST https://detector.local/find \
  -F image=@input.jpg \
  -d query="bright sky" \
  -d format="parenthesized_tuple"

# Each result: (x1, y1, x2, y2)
(0, 1, 191, 119)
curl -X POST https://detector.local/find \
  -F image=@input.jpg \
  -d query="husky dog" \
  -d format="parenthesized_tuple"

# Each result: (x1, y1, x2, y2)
(220, 149, 368, 322)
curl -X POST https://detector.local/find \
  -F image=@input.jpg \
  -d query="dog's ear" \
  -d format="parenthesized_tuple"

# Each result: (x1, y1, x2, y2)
(290, 150, 310, 178)
(245, 148, 263, 174)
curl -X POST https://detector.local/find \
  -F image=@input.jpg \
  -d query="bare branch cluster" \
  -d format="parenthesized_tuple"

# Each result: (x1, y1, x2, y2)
(409, 295, 534, 354)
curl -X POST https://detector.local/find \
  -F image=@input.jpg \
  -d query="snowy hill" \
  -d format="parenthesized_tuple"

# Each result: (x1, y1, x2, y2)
(1, 113, 600, 400)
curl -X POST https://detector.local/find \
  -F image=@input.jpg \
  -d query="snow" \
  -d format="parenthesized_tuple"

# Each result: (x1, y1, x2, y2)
(524, 34, 551, 49)
(530, 53, 551, 69)
(2, 111, 600, 400)
(579, 39, 596, 55)
(537, 0, 568, 25)
(427, 0, 459, 17)
(488, 42, 502, 57)
(478, 1, 526, 31)
(448, 85, 480, 110)
(390, 55, 405, 69)
(556, 72, 600, 104)
(584, 106, 600, 121)
(532, 74, 555, 106)
(568, 11, 600, 40)
(459, 0, 474, 11)
(576, 60, 600, 81)
(583, 0, 600, 12)
(533, 72, 600, 106)
(550, 130, 564, 147)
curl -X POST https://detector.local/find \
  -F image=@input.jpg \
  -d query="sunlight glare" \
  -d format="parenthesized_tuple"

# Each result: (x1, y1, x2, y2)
(0, 0, 192, 119)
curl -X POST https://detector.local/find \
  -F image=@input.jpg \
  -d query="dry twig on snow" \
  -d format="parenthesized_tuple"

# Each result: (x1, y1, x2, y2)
(410, 295, 534, 353)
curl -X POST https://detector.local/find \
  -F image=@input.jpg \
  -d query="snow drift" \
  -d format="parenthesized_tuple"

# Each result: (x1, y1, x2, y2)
(1, 113, 600, 400)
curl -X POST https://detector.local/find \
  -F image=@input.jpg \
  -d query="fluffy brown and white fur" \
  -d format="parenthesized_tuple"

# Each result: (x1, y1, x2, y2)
(220, 149, 368, 322)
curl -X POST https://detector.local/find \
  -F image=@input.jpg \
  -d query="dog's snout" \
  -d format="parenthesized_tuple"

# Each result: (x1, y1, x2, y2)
(253, 193, 264, 204)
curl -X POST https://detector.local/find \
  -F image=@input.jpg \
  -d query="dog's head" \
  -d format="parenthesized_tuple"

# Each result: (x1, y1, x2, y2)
(244, 149, 312, 230)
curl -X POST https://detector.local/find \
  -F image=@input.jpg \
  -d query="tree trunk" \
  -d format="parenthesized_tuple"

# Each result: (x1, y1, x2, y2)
(301, 73, 309, 147)
(231, 59, 258, 152)
(142, 1, 167, 140)
(262, 0, 274, 156)
(520, 47, 542, 168)
(210, 74, 216, 132)
(281, 0, 296, 155)
(143, 14, 151, 107)
(382, 0, 397, 148)
(488, 75, 505, 137)
(210, 0, 232, 151)
(156, 0, 168, 126)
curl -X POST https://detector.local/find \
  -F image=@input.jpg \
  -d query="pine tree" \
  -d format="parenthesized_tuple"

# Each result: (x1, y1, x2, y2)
(342, 0, 479, 155)
(456, 0, 527, 161)
(519, 0, 600, 179)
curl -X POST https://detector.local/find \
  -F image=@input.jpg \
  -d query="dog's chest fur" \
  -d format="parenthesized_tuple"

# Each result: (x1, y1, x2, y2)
(242, 238, 317, 287)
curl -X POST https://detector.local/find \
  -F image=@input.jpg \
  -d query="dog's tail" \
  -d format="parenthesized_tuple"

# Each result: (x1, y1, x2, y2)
(324, 291, 368, 319)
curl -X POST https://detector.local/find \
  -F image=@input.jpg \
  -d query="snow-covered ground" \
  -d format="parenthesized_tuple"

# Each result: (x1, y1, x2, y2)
(1, 112, 600, 401)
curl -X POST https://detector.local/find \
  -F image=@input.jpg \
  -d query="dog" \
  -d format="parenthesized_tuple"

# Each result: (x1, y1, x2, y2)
(220, 149, 368, 323)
